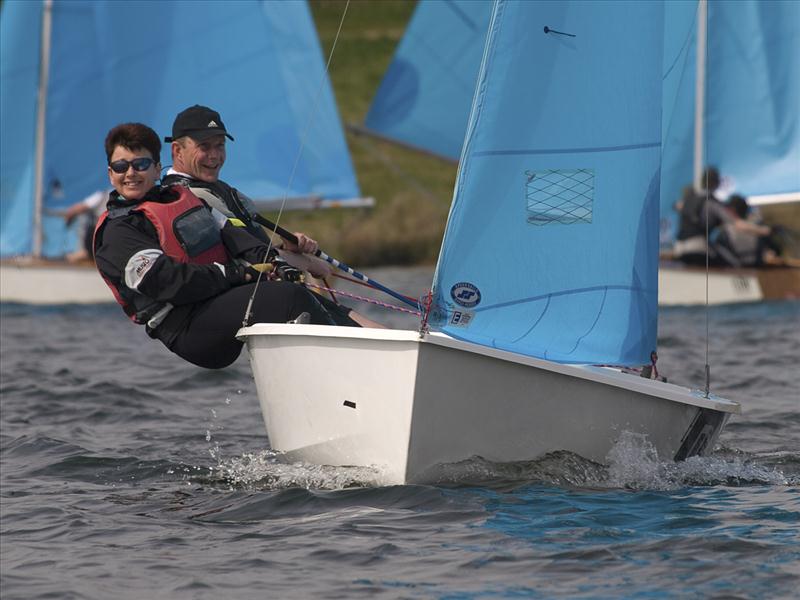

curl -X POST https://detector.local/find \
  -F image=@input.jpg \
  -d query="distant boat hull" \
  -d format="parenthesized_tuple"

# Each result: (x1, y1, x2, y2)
(658, 262, 800, 306)
(238, 324, 740, 485)
(0, 259, 112, 305)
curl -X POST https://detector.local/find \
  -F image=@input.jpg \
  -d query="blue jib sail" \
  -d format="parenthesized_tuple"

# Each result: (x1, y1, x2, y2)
(661, 0, 800, 240)
(431, 0, 663, 366)
(0, 0, 361, 258)
(364, 0, 493, 161)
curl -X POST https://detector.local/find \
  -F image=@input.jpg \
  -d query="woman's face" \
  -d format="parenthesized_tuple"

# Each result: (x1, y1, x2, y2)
(107, 146, 160, 201)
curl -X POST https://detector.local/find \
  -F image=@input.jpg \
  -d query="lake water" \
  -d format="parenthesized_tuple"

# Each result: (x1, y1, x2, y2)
(1, 266, 799, 599)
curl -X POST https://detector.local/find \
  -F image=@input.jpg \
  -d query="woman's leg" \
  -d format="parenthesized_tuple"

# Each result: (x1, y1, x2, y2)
(170, 282, 333, 369)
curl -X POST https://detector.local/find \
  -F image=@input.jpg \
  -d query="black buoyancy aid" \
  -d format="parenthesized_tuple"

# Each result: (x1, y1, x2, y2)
(160, 174, 269, 243)
(94, 185, 229, 324)
(677, 189, 728, 241)
(676, 191, 706, 241)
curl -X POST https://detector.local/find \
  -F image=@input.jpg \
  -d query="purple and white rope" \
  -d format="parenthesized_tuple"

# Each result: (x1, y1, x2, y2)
(306, 282, 422, 316)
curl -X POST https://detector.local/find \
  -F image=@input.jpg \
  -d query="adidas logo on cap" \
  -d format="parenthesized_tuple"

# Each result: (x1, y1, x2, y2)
(165, 105, 234, 142)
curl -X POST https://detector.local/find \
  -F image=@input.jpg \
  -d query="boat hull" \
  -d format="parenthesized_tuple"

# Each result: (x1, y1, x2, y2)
(658, 262, 800, 306)
(239, 325, 740, 485)
(0, 259, 112, 305)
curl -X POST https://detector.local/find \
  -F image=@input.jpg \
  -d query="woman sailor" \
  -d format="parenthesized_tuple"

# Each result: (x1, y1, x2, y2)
(93, 122, 341, 369)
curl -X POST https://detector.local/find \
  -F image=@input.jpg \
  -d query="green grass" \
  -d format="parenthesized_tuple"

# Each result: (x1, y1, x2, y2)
(265, 0, 459, 267)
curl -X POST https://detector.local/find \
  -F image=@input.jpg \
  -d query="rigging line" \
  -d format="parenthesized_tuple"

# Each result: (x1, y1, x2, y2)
(698, 0, 711, 398)
(305, 282, 421, 316)
(331, 271, 419, 303)
(243, 0, 351, 327)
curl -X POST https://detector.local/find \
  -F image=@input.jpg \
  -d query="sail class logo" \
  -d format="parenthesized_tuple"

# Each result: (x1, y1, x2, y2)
(450, 282, 481, 307)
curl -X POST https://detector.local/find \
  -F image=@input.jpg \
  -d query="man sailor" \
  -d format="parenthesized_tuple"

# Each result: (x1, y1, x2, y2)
(673, 167, 772, 267)
(715, 195, 779, 267)
(160, 105, 379, 327)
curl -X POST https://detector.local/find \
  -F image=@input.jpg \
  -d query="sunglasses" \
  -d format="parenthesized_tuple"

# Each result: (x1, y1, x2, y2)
(109, 157, 154, 174)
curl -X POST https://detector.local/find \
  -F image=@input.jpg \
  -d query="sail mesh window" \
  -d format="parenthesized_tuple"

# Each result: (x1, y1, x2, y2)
(525, 168, 594, 225)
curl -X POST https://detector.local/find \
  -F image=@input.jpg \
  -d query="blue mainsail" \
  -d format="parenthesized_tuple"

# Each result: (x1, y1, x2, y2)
(1, 0, 361, 258)
(0, 0, 41, 257)
(431, 0, 663, 366)
(364, 0, 493, 161)
(660, 0, 800, 240)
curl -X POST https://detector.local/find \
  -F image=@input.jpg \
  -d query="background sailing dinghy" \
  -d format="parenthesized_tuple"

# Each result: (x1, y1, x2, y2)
(239, 0, 740, 486)
(362, 0, 800, 306)
(659, 0, 800, 303)
(0, 0, 367, 304)
(660, 0, 799, 246)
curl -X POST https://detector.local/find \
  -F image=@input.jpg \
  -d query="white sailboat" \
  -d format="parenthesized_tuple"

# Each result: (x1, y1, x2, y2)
(238, 0, 740, 485)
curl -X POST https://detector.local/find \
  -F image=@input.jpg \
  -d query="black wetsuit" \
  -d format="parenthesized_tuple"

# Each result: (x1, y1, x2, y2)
(161, 172, 359, 327)
(94, 187, 335, 369)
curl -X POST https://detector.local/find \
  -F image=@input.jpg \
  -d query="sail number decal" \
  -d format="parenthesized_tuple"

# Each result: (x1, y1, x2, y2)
(449, 310, 474, 327)
(450, 282, 481, 307)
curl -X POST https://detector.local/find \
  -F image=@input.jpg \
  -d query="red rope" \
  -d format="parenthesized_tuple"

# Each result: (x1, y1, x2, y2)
(650, 351, 660, 380)
(418, 290, 434, 334)
(306, 282, 421, 316)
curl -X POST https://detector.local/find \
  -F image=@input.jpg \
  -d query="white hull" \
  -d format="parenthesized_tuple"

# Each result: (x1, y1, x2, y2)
(0, 259, 112, 305)
(658, 262, 800, 306)
(238, 324, 740, 485)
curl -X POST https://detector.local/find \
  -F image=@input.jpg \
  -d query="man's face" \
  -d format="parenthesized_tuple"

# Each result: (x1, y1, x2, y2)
(172, 134, 226, 182)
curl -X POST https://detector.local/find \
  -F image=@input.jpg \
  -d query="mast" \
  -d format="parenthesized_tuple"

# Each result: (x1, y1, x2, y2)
(692, 0, 707, 193)
(32, 0, 53, 258)
(695, 0, 712, 398)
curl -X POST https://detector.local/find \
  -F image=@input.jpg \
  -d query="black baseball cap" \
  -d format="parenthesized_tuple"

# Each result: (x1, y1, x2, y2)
(164, 105, 234, 142)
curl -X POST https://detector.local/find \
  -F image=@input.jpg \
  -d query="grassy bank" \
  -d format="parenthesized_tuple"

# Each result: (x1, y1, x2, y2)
(265, 0, 459, 267)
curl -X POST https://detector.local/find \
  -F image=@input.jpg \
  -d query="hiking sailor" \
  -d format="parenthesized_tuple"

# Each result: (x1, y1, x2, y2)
(673, 167, 773, 267)
(715, 195, 781, 267)
(160, 105, 380, 327)
(93, 122, 342, 369)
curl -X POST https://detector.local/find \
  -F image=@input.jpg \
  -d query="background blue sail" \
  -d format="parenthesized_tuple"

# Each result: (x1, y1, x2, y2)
(0, 0, 41, 257)
(364, 0, 493, 161)
(1, 0, 361, 258)
(660, 0, 698, 247)
(431, 0, 663, 366)
(660, 0, 800, 241)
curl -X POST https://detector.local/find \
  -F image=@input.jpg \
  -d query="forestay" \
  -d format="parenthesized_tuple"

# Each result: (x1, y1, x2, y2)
(364, 0, 493, 161)
(0, 0, 360, 258)
(431, 0, 663, 366)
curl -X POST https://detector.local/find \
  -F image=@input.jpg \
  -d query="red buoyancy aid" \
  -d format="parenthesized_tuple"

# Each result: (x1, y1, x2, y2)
(94, 185, 229, 323)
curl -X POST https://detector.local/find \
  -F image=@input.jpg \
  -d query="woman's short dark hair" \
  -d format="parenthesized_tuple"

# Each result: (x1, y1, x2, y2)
(104, 123, 161, 164)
